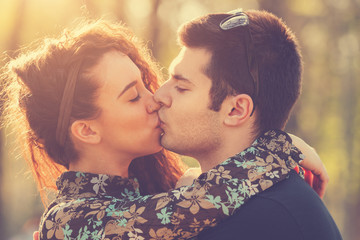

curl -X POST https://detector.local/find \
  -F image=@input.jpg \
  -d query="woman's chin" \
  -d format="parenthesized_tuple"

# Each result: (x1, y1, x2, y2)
(140, 144, 163, 157)
(153, 145, 164, 153)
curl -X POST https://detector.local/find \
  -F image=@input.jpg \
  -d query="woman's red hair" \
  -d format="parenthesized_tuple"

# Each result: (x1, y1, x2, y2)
(1, 19, 185, 205)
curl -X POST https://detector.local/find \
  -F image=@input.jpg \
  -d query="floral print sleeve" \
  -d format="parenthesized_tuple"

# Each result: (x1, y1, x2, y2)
(39, 130, 304, 240)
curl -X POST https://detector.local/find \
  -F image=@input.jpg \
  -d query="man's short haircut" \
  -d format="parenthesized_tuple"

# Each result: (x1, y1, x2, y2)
(178, 10, 303, 134)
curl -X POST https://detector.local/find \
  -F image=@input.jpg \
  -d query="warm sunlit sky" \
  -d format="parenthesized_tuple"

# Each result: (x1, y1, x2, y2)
(0, 0, 359, 239)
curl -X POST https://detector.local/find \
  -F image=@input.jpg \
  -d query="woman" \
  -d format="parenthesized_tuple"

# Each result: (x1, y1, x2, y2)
(1, 19, 313, 239)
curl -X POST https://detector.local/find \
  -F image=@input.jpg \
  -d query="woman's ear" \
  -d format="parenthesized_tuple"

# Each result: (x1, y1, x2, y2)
(223, 94, 254, 127)
(70, 120, 101, 144)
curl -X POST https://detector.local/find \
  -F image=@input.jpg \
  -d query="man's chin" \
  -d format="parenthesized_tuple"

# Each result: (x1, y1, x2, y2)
(160, 136, 183, 155)
(160, 134, 173, 151)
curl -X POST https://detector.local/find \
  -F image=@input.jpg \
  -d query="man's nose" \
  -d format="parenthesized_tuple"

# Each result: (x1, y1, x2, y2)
(154, 82, 172, 107)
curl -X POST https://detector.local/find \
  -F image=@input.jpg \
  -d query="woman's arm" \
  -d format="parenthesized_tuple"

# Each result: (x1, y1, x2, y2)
(177, 135, 329, 198)
(40, 130, 303, 240)
(289, 134, 329, 198)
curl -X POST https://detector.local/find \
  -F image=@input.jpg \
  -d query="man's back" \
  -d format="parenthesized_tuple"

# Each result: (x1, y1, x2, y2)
(198, 170, 342, 240)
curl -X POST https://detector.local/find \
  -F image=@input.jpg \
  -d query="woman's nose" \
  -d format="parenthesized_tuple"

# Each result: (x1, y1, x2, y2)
(146, 96, 161, 113)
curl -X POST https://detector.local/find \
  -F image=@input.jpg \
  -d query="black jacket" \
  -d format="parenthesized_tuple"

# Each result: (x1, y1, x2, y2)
(198, 170, 342, 240)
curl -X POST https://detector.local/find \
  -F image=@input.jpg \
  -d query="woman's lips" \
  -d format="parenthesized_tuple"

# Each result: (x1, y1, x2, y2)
(158, 114, 165, 127)
(155, 118, 161, 128)
(157, 114, 166, 133)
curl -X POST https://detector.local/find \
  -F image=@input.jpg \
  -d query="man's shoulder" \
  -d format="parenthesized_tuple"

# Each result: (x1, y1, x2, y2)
(258, 169, 324, 207)
(198, 171, 342, 240)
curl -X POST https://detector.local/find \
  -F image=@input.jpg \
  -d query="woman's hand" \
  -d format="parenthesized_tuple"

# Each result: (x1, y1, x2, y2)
(33, 231, 39, 240)
(289, 134, 329, 198)
(175, 167, 202, 188)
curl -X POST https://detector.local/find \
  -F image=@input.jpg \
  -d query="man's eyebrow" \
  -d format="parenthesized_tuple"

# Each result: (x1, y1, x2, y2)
(171, 73, 193, 85)
(118, 80, 137, 98)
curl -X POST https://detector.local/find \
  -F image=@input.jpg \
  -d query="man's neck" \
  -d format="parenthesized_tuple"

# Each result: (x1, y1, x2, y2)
(196, 131, 256, 173)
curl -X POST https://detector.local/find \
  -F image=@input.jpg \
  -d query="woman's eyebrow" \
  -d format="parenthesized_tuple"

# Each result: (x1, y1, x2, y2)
(117, 80, 137, 98)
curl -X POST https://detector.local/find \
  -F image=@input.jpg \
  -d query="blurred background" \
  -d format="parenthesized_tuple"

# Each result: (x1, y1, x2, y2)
(0, 0, 359, 239)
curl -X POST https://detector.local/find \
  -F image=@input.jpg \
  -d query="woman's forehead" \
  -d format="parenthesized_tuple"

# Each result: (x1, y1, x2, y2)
(92, 50, 141, 87)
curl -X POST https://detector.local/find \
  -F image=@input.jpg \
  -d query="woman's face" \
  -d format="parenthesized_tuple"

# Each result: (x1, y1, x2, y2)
(90, 50, 162, 159)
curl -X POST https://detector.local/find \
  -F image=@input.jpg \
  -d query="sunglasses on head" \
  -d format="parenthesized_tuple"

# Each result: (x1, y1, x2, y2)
(220, 9, 259, 117)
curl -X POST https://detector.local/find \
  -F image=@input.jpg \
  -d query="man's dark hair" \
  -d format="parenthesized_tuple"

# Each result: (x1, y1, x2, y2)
(178, 10, 302, 134)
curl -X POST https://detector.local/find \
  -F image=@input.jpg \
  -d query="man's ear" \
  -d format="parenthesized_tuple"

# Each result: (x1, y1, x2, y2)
(70, 120, 101, 144)
(223, 94, 254, 126)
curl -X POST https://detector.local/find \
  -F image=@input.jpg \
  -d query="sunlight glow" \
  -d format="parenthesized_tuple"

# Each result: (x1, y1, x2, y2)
(177, 0, 207, 24)
(338, 33, 359, 57)
(301, 23, 327, 54)
(288, 0, 325, 16)
(158, 0, 207, 30)
(126, 0, 152, 19)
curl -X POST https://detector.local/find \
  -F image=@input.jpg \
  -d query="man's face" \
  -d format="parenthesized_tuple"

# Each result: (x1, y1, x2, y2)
(154, 47, 223, 157)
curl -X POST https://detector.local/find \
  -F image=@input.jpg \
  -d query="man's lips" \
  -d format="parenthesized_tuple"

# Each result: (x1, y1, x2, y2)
(159, 120, 165, 131)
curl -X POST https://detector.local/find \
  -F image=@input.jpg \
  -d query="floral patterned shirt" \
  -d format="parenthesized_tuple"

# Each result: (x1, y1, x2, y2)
(39, 130, 304, 240)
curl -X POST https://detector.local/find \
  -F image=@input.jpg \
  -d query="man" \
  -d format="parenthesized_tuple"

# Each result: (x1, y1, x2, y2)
(154, 9, 342, 239)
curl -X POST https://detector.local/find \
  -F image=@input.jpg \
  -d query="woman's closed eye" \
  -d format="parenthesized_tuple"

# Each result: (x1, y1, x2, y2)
(129, 94, 141, 102)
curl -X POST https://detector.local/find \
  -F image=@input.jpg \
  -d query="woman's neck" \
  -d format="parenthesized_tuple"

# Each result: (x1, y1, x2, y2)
(68, 149, 133, 178)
